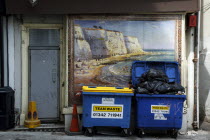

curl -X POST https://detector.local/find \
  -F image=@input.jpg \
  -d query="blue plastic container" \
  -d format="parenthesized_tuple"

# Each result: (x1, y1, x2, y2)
(131, 61, 186, 137)
(136, 94, 186, 129)
(82, 86, 134, 134)
(132, 61, 181, 88)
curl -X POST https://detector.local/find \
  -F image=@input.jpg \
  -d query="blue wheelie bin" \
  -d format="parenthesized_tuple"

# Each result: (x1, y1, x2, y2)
(82, 86, 134, 136)
(132, 61, 186, 138)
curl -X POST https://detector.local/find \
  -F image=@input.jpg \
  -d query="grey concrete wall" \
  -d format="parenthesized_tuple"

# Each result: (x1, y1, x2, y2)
(8, 16, 15, 90)
(23, 15, 63, 24)
(200, 0, 210, 122)
(185, 25, 195, 129)
(14, 16, 22, 114)
(199, 52, 210, 122)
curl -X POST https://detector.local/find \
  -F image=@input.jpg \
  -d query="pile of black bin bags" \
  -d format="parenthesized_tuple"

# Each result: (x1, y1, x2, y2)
(135, 69, 185, 95)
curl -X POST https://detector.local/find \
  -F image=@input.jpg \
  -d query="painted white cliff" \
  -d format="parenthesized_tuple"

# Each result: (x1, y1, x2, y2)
(76, 25, 143, 60)
(74, 25, 92, 60)
(124, 36, 143, 53)
(106, 30, 127, 55)
(83, 28, 129, 59)
(83, 28, 109, 59)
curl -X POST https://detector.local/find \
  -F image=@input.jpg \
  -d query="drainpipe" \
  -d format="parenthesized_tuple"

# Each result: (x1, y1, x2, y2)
(192, 11, 200, 130)
(0, 16, 4, 87)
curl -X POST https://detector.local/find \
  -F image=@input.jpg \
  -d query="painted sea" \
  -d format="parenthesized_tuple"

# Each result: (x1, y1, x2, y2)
(97, 50, 175, 87)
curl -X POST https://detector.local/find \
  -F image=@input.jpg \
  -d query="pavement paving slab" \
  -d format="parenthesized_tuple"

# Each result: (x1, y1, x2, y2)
(0, 130, 210, 140)
(1, 121, 210, 140)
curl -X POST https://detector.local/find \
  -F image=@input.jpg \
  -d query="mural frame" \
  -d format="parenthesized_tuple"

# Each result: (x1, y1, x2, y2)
(68, 14, 183, 105)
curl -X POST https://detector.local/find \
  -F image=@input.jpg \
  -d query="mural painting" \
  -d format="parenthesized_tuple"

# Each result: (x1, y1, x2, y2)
(73, 20, 178, 96)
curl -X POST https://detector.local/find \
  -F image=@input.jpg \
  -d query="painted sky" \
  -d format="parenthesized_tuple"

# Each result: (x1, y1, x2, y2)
(75, 20, 176, 50)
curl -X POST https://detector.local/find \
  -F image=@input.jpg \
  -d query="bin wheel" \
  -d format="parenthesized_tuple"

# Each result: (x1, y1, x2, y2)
(121, 128, 131, 137)
(84, 127, 94, 137)
(137, 129, 144, 138)
(93, 127, 98, 134)
(82, 126, 86, 134)
(168, 129, 178, 138)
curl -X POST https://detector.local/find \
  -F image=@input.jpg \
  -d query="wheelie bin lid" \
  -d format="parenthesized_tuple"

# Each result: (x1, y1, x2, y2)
(82, 86, 133, 94)
(0, 86, 14, 94)
(136, 94, 186, 99)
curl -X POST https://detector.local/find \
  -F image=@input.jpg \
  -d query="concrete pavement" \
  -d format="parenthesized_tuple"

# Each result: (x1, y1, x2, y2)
(0, 130, 210, 140)
(0, 121, 210, 140)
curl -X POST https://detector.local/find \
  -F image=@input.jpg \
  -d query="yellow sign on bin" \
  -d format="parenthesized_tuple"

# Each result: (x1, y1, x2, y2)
(151, 105, 170, 114)
(152, 106, 169, 110)
(93, 106, 122, 112)
(91, 104, 124, 119)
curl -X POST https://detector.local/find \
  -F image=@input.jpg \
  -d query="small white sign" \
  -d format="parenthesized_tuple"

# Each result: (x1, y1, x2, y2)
(91, 104, 123, 119)
(154, 113, 167, 120)
(102, 98, 115, 104)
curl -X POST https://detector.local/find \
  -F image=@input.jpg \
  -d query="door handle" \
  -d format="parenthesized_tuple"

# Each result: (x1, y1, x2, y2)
(52, 69, 57, 83)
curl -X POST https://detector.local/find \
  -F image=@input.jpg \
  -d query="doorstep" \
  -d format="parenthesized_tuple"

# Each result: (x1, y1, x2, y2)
(14, 123, 65, 132)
